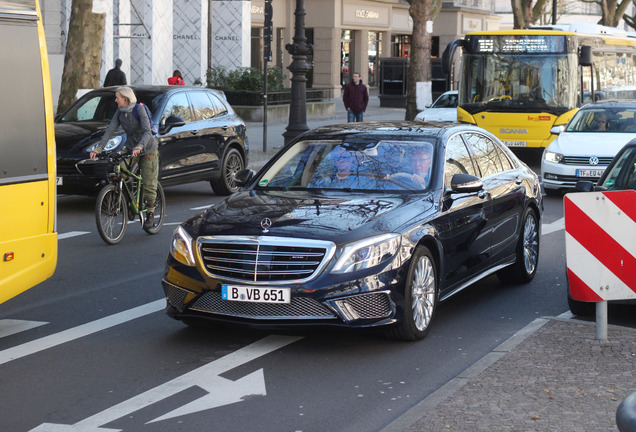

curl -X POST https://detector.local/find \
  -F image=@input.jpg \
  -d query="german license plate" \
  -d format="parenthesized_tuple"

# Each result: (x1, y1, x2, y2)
(576, 168, 605, 177)
(56, 177, 63, 186)
(222, 285, 291, 304)
(503, 140, 527, 147)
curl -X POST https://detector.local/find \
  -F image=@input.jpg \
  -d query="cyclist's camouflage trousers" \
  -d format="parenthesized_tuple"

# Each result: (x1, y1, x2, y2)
(139, 149, 159, 206)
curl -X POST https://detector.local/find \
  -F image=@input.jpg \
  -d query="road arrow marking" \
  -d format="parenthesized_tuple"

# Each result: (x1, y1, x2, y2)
(0, 319, 48, 338)
(0, 300, 164, 366)
(31, 335, 302, 431)
(542, 217, 564, 235)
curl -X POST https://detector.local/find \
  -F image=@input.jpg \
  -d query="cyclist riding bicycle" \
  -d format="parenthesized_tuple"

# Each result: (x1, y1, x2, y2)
(90, 86, 159, 229)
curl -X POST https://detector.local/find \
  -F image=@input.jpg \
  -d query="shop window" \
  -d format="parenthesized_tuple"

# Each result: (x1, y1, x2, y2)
(368, 32, 382, 87)
(391, 34, 411, 58)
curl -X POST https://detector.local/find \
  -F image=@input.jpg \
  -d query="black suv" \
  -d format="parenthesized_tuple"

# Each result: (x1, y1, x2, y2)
(55, 85, 248, 196)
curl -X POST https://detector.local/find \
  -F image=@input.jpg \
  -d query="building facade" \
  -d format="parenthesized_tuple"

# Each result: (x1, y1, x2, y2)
(41, 0, 611, 109)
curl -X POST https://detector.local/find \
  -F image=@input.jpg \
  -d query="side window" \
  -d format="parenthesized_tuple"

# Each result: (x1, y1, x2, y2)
(208, 93, 229, 116)
(463, 133, 503, 177)
(444, 134, 477, 187)
(190, 91, 216, 120)
(162, 93, 192, 124)
(498, 146, 514, 171)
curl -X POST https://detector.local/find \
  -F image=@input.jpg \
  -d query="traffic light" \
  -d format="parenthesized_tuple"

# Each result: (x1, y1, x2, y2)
(264, 0, 273, 61)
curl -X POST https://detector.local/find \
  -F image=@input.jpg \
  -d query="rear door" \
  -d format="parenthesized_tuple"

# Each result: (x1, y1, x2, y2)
(463, 132, 524, 262)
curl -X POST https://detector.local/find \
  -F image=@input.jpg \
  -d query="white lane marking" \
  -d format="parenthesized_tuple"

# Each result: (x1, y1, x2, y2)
(0, 319, 48, 338)
(31, 335, 303, 431)
(0, 299, 164, 366)
(58, 231, 90, 240)
(542, 217, 564, 235)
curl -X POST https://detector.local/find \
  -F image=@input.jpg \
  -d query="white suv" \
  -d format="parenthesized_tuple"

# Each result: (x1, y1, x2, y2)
(541, 101, 636, 196)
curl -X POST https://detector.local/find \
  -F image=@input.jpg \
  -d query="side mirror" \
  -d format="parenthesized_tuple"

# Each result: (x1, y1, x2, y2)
(579, 46, 592, 67)
(159, 115, 186, 135)
(234, 169, 254, 187)
(450, 173, 483, 193)
(550, 125, 565, 135)
(574, 180, 594, 192)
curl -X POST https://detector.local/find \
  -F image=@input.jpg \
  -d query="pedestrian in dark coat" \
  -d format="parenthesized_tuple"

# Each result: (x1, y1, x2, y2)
(103, 59, 127, 87)
(342, 72, 369, 122)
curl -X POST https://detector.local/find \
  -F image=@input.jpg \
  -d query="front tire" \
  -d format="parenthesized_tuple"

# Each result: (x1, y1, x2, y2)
(497, 207, 539, 283)
(211, 148, 244, 195)
(386, 245, 438, 341)
(95, 184, 128, 245)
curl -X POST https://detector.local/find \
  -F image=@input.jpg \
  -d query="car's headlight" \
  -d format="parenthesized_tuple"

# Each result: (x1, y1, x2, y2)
(87, 135, 123, 153)
(543, 150, 563, 164)
(331, 233, 400, 274)
(170, 226, 196, 266)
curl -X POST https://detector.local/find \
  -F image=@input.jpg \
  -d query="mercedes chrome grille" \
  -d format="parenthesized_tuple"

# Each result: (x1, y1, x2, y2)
(197, 236, 336, 284)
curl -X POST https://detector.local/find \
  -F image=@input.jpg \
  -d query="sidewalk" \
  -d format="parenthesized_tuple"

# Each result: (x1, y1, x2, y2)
(244, 92, 405, 170)
(379, 316, 636, 432)
(240, 99, 636, 432)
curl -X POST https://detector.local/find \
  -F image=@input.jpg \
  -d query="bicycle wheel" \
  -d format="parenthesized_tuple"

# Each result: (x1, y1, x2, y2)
(143, 182, 165, 235)
(95, 184, 128, 245)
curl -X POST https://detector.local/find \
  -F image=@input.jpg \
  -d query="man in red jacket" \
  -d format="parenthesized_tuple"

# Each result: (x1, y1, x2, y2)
(343, 72, 369, 122)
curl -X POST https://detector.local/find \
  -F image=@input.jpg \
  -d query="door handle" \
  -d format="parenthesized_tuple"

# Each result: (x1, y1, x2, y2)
(515, 176, 522, 185)
(478, 190, 489, 199)
(190, 130, 199, 135)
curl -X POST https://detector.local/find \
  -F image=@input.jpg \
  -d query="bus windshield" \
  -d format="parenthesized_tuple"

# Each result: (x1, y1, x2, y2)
(459, 52, 578, 116)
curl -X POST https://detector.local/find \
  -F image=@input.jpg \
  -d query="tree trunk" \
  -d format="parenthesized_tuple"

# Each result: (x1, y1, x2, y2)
(57, 0, 106, 115)
(405, 0, 440, 120)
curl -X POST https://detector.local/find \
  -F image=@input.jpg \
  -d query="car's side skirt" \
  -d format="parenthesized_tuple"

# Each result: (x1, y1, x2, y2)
(439, 259, 515, 302)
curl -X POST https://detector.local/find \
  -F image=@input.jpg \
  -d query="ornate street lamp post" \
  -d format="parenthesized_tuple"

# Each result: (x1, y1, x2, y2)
(283, 0, 313, 145)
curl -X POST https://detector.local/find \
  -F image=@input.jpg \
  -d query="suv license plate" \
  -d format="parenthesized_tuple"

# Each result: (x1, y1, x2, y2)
(503, 140, 527, 147)
(222, 285, 291, 304)
(576, 168, 605, 177)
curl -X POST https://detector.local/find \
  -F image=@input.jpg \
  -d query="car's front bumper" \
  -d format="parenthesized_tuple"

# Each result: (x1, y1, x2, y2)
(541, 160, 607, 191)
(161, 254, 405, 330)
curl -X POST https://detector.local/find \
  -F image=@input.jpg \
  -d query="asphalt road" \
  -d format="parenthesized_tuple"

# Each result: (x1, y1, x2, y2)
(0, 173, 629, 432)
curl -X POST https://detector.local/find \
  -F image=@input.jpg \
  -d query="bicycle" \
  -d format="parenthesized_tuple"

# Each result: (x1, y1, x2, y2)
(93, 151, 165, 245)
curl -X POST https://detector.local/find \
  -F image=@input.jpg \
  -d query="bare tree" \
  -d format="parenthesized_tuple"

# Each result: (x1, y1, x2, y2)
(511, 0, 551, 28)
(581, 0, 633, 26)
(57, 0, 106, 115)
(405, 0, 442, 120)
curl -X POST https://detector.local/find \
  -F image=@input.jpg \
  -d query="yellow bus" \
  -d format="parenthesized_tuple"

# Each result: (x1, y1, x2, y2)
(0, 0, 57, 303)
(442, 24, 636, 149)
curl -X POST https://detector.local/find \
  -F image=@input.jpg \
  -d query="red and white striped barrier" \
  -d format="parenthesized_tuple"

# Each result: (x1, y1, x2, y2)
(564, 190, 636, 302)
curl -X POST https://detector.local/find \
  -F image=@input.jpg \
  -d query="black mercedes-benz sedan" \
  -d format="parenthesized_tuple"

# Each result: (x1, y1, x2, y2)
(162, 122, 543, 340)
(55, 85, 248, 196)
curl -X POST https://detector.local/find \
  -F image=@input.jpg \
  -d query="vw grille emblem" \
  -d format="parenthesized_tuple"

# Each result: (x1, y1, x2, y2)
(260, 217, 272, 232)
(589, 156, 599, 165)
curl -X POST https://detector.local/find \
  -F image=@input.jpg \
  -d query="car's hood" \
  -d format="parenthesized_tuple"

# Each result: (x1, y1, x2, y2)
(414, 108, 457, 123)
(550, 132, 635, 156)
(188, 190, 436, 243)
(55, 122, 110, 155)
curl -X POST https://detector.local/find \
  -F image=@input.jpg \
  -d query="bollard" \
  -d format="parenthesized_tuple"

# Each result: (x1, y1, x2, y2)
(617, 391, 636, 432)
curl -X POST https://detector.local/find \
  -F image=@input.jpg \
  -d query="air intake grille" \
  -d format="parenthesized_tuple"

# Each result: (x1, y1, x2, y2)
(197, 236, 335, 284)
(190, 291, 336, 319)
(561, 156, 613, 166)
(343, 293, 393, 319)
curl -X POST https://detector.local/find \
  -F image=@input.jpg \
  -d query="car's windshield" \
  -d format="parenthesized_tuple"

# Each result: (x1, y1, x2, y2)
(601, 147, 636, 190)
(258, 139, 436, 192)
(566, 107, 636, 133)
(58, 91, 163, 123)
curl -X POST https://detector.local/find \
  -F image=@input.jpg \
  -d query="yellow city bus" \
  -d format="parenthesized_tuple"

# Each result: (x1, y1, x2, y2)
(442, 24, 636, 149)
(0, 0, 57, 303)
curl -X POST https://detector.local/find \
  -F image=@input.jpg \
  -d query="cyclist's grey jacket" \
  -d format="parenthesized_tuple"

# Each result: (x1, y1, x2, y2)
(96, 103, 157, 154)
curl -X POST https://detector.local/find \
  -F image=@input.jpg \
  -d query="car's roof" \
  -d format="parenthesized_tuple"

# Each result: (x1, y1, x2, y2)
(296, 121, 470, 139)
(580, 100, 636, 110)
(98, 85, 224, 96)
